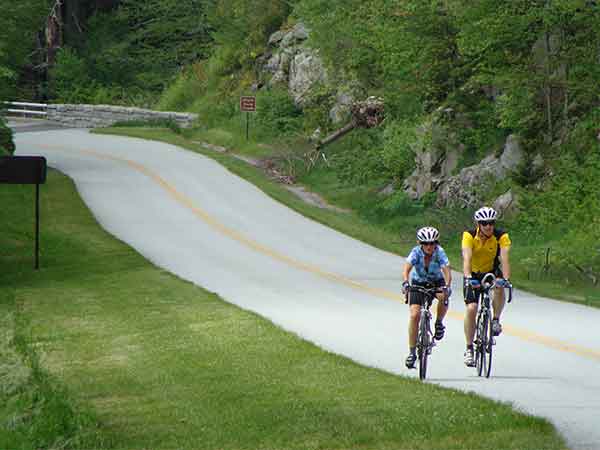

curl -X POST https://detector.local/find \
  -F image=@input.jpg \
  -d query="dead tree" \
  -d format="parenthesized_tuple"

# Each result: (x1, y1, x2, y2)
(306, 96, 385, 168)
(46, 0, 64, 68)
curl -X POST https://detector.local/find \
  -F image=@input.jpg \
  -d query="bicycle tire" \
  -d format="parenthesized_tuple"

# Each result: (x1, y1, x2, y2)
(475, 311, 488, 377)
(418, 314, 429, 380)
(484, 313, 493, 378)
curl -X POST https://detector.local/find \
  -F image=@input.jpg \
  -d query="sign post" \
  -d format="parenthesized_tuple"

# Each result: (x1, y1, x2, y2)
(0, 156, 47, 269)
(240, 96, 256, 140)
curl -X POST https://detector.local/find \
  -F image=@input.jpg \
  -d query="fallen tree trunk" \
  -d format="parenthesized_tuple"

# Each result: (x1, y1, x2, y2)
(306, 96, 385, 168)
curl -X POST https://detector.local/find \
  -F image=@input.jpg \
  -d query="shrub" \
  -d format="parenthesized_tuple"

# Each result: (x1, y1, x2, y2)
(49, 47, 93, 103)
(329, 129, 386, 186)
(253, 89, 303, 138)
(111, 118, 182, 134)
(380, 118, 419, 182)
(0, 117, 15, 155)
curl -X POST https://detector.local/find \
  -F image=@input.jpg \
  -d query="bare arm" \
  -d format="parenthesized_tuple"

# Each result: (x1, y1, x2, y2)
(442, 265, 451, 286)
(403, 262, 413, 283)
(500, 246, 511, 280)
(462, 246, 473, 278)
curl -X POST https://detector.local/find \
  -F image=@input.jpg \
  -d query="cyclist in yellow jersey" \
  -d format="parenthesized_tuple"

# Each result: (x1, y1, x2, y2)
(461, 206, 512, 367)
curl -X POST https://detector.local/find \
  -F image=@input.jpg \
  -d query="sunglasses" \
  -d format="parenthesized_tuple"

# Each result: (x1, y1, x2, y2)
(420, 241, 438, 246)
(479, 221, 496, 226)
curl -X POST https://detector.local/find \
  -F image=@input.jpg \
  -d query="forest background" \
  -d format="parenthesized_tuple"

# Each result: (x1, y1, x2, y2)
(1, 0, 600, 302)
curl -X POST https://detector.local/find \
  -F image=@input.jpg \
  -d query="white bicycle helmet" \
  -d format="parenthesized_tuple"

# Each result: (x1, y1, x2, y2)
(473, 206, 497, 222)
(416, 226, 440, 243)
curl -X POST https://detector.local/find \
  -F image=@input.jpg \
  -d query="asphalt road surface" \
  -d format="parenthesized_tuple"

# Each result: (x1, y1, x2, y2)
(14, 127, 600, 450)
(7, 117, 68, 133)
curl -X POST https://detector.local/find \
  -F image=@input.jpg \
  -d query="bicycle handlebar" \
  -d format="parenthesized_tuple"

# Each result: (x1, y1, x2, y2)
(407, 285, 445, 295)
(473, 273, 513, 303)
(405, 285, 447, 305)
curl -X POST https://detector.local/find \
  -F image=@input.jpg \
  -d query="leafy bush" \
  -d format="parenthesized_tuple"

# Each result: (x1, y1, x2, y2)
(253, 89, 303, 138)
(49, 48, 94, 103)
(157, 64, 208, 112)
(111, 118, 182, 134)
(380, 119, 418, 182)
(299, 82, 337, 134)
(516, 150, 600, 277)
(372, 190, 424, 220)
(0, 117, 15, 155)
(329, 129, 386, 186)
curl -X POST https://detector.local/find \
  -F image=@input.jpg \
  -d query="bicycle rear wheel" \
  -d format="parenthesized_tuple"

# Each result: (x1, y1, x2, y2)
(418, 316, 429, 380)
(484, 313, 493, 378)
(475, 311, 488, 377)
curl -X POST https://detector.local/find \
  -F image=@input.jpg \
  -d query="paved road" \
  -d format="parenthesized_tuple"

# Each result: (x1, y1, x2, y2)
(7, 117, 68, 133)
(14, 128, 600, 450)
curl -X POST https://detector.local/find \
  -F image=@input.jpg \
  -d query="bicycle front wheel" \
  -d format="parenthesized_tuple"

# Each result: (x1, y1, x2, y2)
(418, 316, 430, 380)
(484, 313, 493, 378)
(475, 311, 488, 377)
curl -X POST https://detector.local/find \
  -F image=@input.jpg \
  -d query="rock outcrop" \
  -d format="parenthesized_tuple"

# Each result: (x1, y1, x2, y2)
(403, 121, 464, 200)
(435, 135, 523, 208)
(262, 23, 327, 106)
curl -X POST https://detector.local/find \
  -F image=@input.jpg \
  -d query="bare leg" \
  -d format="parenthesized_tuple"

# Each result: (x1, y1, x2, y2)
(464, 302, 478, 347)
(493, 287, 506, 319)
(408, 304, 420, 348)
(435, 293, 448, 323)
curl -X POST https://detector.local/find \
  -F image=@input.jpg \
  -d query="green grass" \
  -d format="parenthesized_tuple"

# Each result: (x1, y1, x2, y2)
(95, 126, 599, 307)
(0, 150, 568, 449)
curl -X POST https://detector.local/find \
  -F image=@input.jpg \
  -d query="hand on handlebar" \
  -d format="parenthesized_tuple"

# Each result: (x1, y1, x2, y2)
(464, 277, 481, 289)
(496, 278, 513, 302)
(402, 281, 410, 295)
(496, 278, 512, 288)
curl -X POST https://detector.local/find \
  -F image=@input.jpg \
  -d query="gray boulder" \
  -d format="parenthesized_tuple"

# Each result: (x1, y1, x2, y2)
(403, 122, 463, 199)
(289, 50, 327, 105)
(435, 135, 523, 207)
(493, 189, 520, 218)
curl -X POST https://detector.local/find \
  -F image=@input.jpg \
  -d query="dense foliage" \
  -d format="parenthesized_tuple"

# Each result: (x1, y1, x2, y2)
(49, 0, 213, 105)
(0, 0, 49, 100)
(2, 0, 599, 286)
(0, 117, 15, 155)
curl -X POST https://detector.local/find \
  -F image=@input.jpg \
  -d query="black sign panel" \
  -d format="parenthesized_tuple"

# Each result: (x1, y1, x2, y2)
(0, 156, 47, 184)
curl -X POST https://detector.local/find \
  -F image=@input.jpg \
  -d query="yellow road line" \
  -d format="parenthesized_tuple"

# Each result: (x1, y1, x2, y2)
(41, 144, 600, 362)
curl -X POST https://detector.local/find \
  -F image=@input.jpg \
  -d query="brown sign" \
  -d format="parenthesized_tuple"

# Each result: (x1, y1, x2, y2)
(240, 96, 256, 112)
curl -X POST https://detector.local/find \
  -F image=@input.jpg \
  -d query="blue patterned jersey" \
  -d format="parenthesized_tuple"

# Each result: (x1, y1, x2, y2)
(407, 245, 449, 284)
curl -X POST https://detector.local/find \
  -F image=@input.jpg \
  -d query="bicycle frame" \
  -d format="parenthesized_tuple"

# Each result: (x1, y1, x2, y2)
(407, 285, 444, 380)
(472, 273, 512, 378)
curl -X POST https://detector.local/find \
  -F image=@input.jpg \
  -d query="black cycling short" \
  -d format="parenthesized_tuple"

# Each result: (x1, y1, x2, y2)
(408, 280, 447, 306)
(463, 269, 503, 304)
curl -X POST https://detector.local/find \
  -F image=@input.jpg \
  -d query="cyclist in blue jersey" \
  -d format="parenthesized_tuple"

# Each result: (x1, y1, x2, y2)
(402, 227, 452, 369)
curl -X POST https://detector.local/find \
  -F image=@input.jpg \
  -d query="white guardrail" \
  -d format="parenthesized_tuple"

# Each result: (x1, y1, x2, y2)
(2, 101, 48, 118)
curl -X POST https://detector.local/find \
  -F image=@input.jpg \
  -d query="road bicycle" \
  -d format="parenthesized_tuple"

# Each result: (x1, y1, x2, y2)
(406, 285, 445, 380)
(472, 273, 512, 378)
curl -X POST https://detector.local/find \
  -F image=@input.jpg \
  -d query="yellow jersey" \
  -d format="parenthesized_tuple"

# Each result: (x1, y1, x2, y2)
(461, 227, 511, 273)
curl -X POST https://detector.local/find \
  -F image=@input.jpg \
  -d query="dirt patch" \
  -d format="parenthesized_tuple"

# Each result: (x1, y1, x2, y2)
(193, 141, 348, 213)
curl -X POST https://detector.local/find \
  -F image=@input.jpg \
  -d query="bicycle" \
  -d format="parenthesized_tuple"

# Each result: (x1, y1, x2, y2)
(472, 273, 512, 378)
(406, 285, 445, 380)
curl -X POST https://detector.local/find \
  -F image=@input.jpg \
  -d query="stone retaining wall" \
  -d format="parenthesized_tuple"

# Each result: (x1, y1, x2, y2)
(46, 104, 198, 128)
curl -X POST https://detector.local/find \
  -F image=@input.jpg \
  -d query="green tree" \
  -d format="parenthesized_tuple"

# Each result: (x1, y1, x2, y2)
(455, 0, 600, 143)
(0, 0, 50, 100)
(48, 0, 214, 102)
(0, 117, 15, 155)
(294, 0, 465, 118)
(207, 0, 292, 74)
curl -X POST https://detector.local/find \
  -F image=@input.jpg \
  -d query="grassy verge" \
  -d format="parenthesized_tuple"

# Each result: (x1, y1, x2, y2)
(0, 151, 568, 449)
(95, 126, 599, 307)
